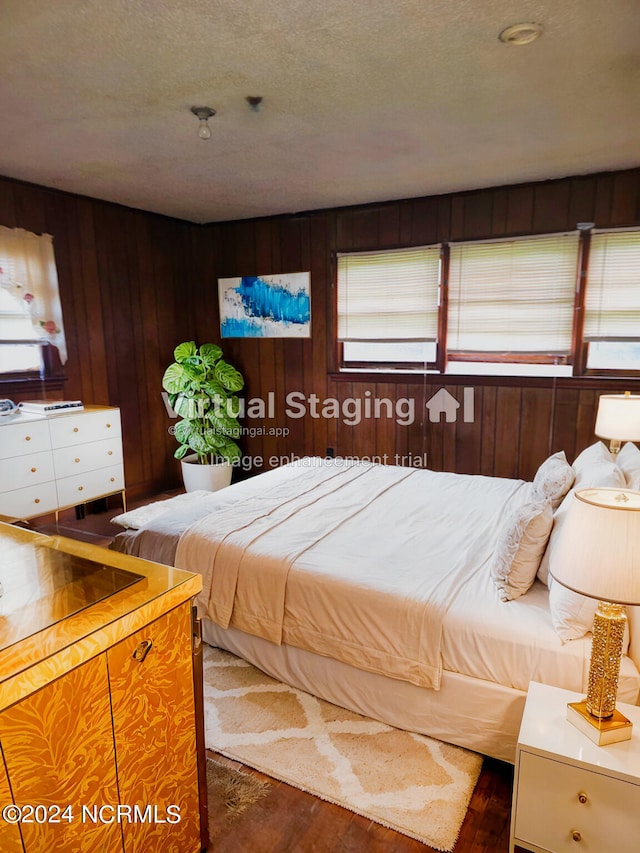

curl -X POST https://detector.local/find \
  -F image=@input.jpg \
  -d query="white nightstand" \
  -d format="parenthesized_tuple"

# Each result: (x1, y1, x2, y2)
(510, 681, 640, 853)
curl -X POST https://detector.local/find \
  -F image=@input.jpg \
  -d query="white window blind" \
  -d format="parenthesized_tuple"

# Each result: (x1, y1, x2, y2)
(584, 228, 640, 340)
(337, 245, 441, 342)
(447, 232, 580, 354)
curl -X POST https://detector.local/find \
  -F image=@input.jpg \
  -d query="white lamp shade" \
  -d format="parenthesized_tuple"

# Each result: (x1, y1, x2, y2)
(595, 394, 640, 441)
(551, 488, 640, 605)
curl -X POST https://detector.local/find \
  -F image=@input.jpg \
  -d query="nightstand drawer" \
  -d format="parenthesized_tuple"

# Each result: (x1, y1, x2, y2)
(0, 419, 51, 459)
(48, 409, 121, 448)
(515, 751, 640, 852)
(56, 464, 125, 508)
(52, 438, 123, 478)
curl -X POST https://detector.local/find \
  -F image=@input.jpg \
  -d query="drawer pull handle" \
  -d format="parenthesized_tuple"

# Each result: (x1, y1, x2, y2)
(77, 485, 83, 492)
(106, 423, 111, 428)
(31, 467, 36, 473)
(73, 427, 79, 433)
(25, 435, 31, 441)
(578, 792, 588, 804)
(110, 477, 115, 482)
(132, 640, 153, 663)
(75, 457, 80, 463)
(108, 450, 113, 455)
(572, 830, 582, 843)
(34, 498, 40, 504)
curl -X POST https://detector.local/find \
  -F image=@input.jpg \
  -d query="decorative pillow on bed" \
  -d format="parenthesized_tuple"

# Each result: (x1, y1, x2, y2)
(491, 498, 554, 601)
(532, 450, 575, 509)
(616, 442, 640, 490)
(537, 441, 625, 586)
(110, 491, 211, 529)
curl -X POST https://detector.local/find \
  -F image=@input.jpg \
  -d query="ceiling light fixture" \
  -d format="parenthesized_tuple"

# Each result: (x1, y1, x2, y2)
(245, 96, 263, 113)
(498, 22, 544, 45)
(190, 106, 216, 140)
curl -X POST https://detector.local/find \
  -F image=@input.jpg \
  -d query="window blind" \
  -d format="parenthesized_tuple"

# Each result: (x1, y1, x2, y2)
(447, 232, 579, 353)
(584, 228, 640, 340)
(337, 245, 441, 342)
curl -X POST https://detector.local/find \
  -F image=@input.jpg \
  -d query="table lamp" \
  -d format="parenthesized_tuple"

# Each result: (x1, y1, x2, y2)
(595, 392, 640, 456)
(551, 487, 640, 745)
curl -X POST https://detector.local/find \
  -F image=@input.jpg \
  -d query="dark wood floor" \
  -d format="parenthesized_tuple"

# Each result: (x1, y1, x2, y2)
(27, 500, 517, 852)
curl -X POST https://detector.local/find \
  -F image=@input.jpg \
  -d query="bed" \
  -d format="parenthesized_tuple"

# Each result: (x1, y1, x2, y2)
(110, 445, 640, 763)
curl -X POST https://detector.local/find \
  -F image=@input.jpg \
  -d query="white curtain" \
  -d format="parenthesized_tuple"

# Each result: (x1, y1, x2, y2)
(0, 226, 67, 363)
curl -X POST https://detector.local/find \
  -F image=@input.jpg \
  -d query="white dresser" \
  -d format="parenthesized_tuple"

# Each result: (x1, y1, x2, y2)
(0, 406, 125, 521)
(510, 681, 640, 853)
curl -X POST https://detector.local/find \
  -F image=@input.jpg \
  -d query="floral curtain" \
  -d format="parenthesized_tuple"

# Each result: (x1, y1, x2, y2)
(0, 226, 67, 363)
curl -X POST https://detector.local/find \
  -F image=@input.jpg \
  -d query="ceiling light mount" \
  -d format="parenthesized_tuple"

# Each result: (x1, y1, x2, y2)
(245, 96, 264, 112)
(190, 106, 216, 140)
(498, 22, 544, 45)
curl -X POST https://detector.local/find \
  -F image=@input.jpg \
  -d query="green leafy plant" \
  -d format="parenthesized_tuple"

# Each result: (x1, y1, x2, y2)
(162, 341, 244, 465)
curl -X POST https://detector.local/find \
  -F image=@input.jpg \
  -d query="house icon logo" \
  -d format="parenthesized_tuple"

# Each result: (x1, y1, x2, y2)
(425, 388, 474, 423)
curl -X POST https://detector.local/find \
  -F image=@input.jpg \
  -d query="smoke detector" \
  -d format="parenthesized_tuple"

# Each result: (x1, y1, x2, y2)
(499, 22, 544, 45)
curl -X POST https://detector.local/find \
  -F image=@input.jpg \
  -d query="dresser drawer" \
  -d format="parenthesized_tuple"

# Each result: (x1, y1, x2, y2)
(0, 481, 59, 520)
(48, 409, 122, 449)
(52, 438, 123, 478)
(0, 451, 55, 489)
(514, 751, 640, 852)
(56, 464, 125, 508)
(0, 419, 51, 460)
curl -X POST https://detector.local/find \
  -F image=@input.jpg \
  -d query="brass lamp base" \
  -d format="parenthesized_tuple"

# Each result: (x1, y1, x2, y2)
(566, 601, 632, 746)
(567, 701, 632, 746)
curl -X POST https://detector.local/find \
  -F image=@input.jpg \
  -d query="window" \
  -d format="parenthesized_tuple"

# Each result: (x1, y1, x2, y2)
(0, 227, 67, 377)
(335, 226, 640, 378)
(337, 245, 442, 369)
(447, 232, 579, 366)
(583, 228, 640, 372)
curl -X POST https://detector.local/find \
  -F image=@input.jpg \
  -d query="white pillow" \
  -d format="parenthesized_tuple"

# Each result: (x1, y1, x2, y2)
(110, 490, 210, 529)
(491, 499, 554, 601)
(532, 450, 575, 509)
(616, 442, 640, 490)
(537, 441, 625, 586)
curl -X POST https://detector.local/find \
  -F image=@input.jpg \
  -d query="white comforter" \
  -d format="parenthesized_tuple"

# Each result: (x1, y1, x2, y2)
(175, 458, 530, 689)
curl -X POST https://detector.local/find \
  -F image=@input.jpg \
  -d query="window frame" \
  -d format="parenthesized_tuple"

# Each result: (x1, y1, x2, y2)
(333, 226, 640, 380)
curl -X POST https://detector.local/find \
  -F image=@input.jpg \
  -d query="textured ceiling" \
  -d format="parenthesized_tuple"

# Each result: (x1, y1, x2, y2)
(0, 1, 638, 223)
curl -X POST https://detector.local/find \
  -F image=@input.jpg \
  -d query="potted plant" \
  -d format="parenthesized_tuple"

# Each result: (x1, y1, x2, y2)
(162, 341, 244, 492)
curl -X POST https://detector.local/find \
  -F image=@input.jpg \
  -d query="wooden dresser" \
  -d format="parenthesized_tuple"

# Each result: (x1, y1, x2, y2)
(0, 524, 207, 853)
(0, 407, 125, 521)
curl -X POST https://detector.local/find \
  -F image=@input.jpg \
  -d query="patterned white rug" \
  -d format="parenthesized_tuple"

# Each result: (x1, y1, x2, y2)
(203, 645, 483, 851)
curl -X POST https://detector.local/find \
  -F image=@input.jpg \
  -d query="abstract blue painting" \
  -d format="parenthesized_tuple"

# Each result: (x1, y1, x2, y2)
(218, 273, 311, 338)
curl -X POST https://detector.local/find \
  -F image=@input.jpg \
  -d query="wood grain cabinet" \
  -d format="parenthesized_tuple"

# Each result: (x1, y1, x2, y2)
(510, 681, 640, 853)
(0, 407, 125, 520)
(0, 526, 206, 853)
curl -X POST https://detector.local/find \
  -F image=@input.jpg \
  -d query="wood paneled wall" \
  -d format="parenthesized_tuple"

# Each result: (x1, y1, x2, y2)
(0, 177, 197, 497)
(196, 169, 640, 481)
(1, 169, 639, 495)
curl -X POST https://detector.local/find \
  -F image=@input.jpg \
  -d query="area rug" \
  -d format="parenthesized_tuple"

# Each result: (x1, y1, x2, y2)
(203, 646, 483, 852)
(207, 757, 271, 822)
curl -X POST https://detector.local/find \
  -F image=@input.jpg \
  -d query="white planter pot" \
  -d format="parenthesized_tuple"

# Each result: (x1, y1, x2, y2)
(180, 454, 233, 492)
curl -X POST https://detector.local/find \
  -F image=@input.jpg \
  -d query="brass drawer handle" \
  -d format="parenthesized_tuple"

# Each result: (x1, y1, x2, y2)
(578, 792, 588, 804)
(75, 457, 80, 463)
(106, 423, 111, 428)
(572, 830, 582, 842)
(132, 640, 153, 663)
(110, 477, 115, 482)
(77, 485, 83, 491)
(108, 450, 113, 455)
(34, 498, 40, 504)
(73, 427, 79, 433)
(25, 435, 31, 441)
(31, 467, 37, 473)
